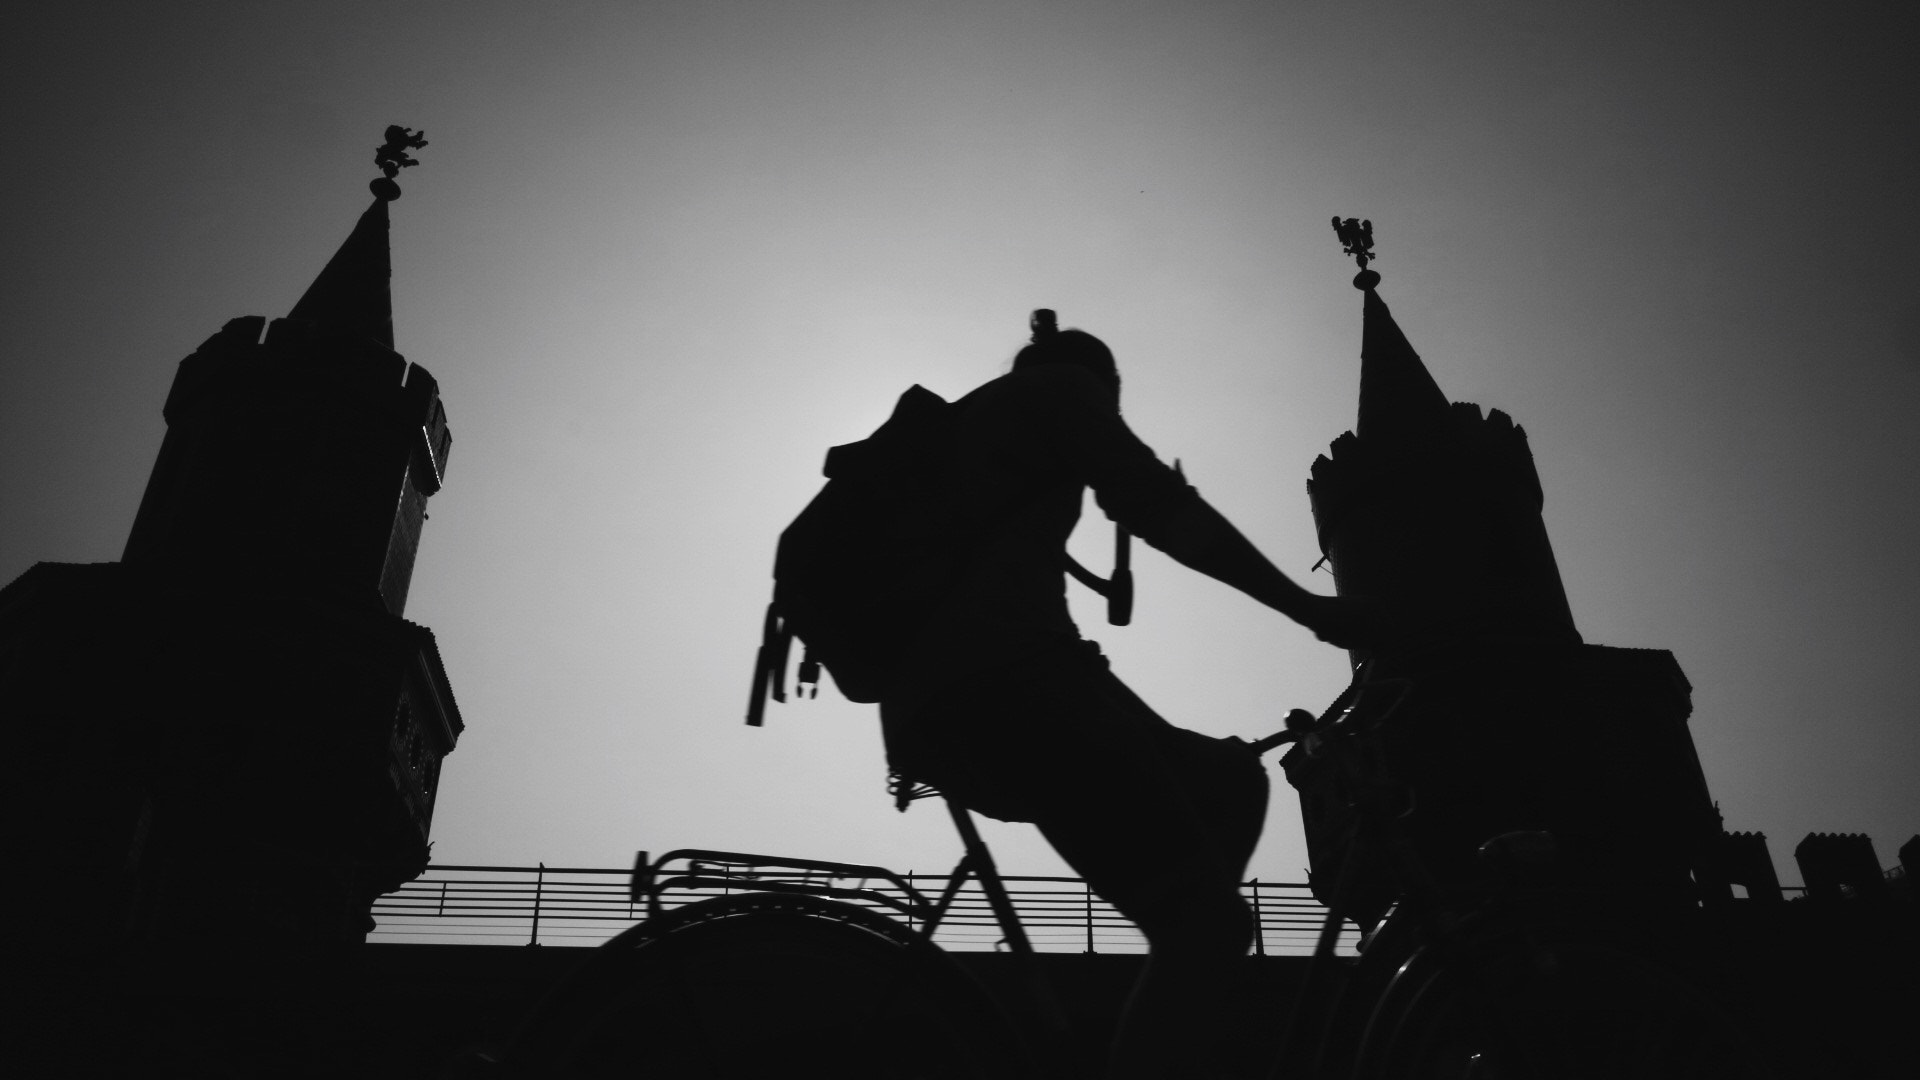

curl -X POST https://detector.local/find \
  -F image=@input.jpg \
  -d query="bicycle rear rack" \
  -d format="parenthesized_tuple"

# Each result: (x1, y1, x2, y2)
(631, 801, 1041, 955)
(632, 849, 931, 922)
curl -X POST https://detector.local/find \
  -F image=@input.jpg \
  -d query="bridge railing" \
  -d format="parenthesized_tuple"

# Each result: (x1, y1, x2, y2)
(369, 863, 1358, 954)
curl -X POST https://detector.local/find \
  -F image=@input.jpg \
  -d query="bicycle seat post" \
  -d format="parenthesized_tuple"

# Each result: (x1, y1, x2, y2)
(944, 797, 1082, 1067)
(945, 798, 1035, 957)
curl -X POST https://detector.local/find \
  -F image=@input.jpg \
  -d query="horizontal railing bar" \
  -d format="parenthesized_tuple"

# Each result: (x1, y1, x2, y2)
(410, 864, 634, 874)
(400, 864, 1312, 887)
(376, 904, 1151, 917)
(379, 879, 1324, 895)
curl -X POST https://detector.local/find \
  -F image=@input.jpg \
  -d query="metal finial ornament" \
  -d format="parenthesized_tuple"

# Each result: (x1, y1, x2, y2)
(370, 125, 429, 201)
(1030, 308, 1059, 342)
(1332, 216, 1380, 290)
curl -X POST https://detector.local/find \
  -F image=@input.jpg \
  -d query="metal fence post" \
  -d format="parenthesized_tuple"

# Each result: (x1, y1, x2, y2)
(1250, 879, 1266, 956)
(529, 862, 545, 946)
(1085, 880, 1095, 954)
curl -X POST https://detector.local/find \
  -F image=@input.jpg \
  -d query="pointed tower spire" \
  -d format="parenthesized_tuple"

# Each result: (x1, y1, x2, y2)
(1331, 216, 1451, 444)
(288, 197, 394, 348)
(284, 126, 427, 349)
(1357, 286, 1449, 444)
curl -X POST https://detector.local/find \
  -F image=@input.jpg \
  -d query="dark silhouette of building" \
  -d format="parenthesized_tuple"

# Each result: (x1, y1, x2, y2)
(1713, 830, 1787, 902)
(1281, 246, 1915, 1078)
(1286, 268, 1722, 922)
(1796, 832, 1890, 902)
(0, 170, 460, 957)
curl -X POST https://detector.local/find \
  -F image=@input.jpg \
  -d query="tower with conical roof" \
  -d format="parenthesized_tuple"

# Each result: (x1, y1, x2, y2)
(1285, 222, 1723, 923)
(123, 128, 449, 618)
(0, 128, 460, 953)
(1308, 285, 1579, 649)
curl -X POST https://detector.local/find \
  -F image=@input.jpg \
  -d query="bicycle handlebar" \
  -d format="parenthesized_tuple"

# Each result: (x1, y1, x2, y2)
(1249, 662, 1415, 757)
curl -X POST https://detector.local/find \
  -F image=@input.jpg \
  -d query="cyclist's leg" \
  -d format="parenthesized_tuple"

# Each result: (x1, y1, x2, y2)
(1038, 805, 1258, 1079)
(1025, 665, 1270, 1079)
(887, 643, 1269, 1076)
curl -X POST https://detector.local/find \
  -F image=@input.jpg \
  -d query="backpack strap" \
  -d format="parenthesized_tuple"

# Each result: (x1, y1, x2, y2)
(1057, 457, 1185, 627)
(1060, 523, 1133, 626)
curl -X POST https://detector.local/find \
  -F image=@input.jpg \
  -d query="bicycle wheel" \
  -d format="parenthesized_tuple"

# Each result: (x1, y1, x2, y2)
(1352, 931, 1779, 1080)
(504, 893, 1036, 1079)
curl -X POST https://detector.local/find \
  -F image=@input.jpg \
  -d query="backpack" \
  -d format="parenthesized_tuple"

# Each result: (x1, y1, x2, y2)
(746, 382, 1135, 726)
(746, 384, 962, 723)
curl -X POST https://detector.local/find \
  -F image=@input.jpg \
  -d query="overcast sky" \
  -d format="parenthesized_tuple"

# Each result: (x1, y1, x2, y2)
(4, 1, 1916, 890)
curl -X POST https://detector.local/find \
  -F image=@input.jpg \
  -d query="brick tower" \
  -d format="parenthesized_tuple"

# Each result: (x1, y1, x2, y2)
(0, 131, 460, 951)
(1284, 224, 1721, 923)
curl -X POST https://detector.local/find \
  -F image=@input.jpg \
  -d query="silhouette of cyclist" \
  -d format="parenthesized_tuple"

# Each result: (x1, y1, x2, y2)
(881, 313, 1370, 1079)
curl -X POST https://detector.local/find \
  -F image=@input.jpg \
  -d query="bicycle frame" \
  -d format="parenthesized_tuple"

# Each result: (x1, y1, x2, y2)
(1260, 662, 1420, 1079)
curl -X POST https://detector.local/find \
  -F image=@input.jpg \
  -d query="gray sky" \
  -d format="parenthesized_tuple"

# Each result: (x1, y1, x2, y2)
(4, 1, 1916, 888)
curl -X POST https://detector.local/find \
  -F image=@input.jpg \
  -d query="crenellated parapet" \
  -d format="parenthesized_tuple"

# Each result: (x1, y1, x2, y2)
(1795, 833, 1889, 902)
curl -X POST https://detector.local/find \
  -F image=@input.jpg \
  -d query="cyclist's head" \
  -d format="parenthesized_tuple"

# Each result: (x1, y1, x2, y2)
(1013, 309, 1118, 392)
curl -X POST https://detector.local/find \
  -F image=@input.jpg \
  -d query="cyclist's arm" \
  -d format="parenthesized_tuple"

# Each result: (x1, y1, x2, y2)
(1030, 364, 1358, 643)
(1144, 495, 1374, 648)
(1136, 497, 1313, 616)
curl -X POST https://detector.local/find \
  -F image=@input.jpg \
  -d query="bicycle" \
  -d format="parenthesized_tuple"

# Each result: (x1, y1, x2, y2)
(475, 654, 1773, 1079)
(1272, 657, 1782, 1080)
